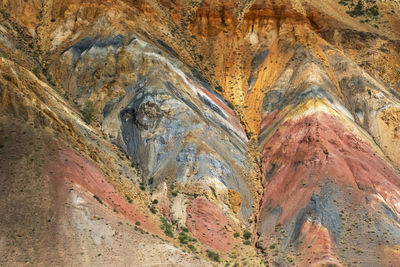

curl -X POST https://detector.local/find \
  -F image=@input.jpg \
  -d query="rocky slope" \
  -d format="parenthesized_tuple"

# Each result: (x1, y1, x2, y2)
(1, 0, 400, 266)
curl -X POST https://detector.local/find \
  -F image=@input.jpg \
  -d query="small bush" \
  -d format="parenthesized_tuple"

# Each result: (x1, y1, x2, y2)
(172, 191, 177, 197)
(179, 232, 189, 244)
(188, 244, 196, 252)
(125, 195, 133, 203)
(161, 217, 174, 237)
(243, 231, 251, 240)
(243, 240, 251, 245)
(348, 0, 364, 17)
(234, 232, 240, 238)
(140, 185, 146, 191)
(207, 250, 220, 262)
(369, 5, 379, 16)
(150, 207, 156, 214)
(148, 177, 154, 185)
(164, 228, 173, 237)
(82, 101, 94, 124)
(135, 221, 141, 226)
(152, 199, 158, 204)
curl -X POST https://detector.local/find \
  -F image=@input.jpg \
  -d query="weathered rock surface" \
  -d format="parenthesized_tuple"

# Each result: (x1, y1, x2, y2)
(1, 0, 400, 266)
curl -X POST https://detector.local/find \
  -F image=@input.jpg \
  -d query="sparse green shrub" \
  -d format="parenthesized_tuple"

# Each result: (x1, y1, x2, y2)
(369, 5, 379, 16)
(354, 0, 363, 12)
(243, 231, 251, 240)
(188, 244, 196, 252)
(243, 240, 251, 245)
(215, 85, 223, 92)
(179, 232, 189, 244)
(234, 232, 240, 238)
(161, 217, 174, 237)
(148, 177, 154, 185)
(139, 182, 145, 191)
(347, 0, 365, 17)
(135, 221, 141, 226)
(125, 194, 133, 203)
(152, 199, 158, 204)
(172, 191, 177, 197)
(82, 101, 94, 124)
(150, 207, 156, 214)
(207, 250, 220, 262)
(164, 228, 173, 237)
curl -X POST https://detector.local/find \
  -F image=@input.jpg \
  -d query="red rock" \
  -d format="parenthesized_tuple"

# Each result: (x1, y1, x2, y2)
(259, 113, 400, 224)
(186, 197, 234, 252)
(257, 112, 400, 264)
(46, 148, 159, 234)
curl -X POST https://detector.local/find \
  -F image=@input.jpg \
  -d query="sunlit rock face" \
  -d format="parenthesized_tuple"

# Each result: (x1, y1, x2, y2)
(1, 0, 400, 266)
(57, 34, 255, 219)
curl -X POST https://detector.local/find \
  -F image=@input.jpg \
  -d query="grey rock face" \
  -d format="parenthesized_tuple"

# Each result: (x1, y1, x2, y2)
(56, 34, 255, 219)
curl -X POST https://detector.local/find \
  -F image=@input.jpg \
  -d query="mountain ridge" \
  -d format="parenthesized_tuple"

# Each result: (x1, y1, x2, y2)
(1, 0, 400, 266)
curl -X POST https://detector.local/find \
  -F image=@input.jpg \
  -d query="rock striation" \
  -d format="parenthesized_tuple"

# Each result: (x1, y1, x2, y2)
(1, 0, 400, 266)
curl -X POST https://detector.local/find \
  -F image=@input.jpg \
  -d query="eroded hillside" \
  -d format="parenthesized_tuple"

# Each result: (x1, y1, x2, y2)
(1, 0, 400, 266)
